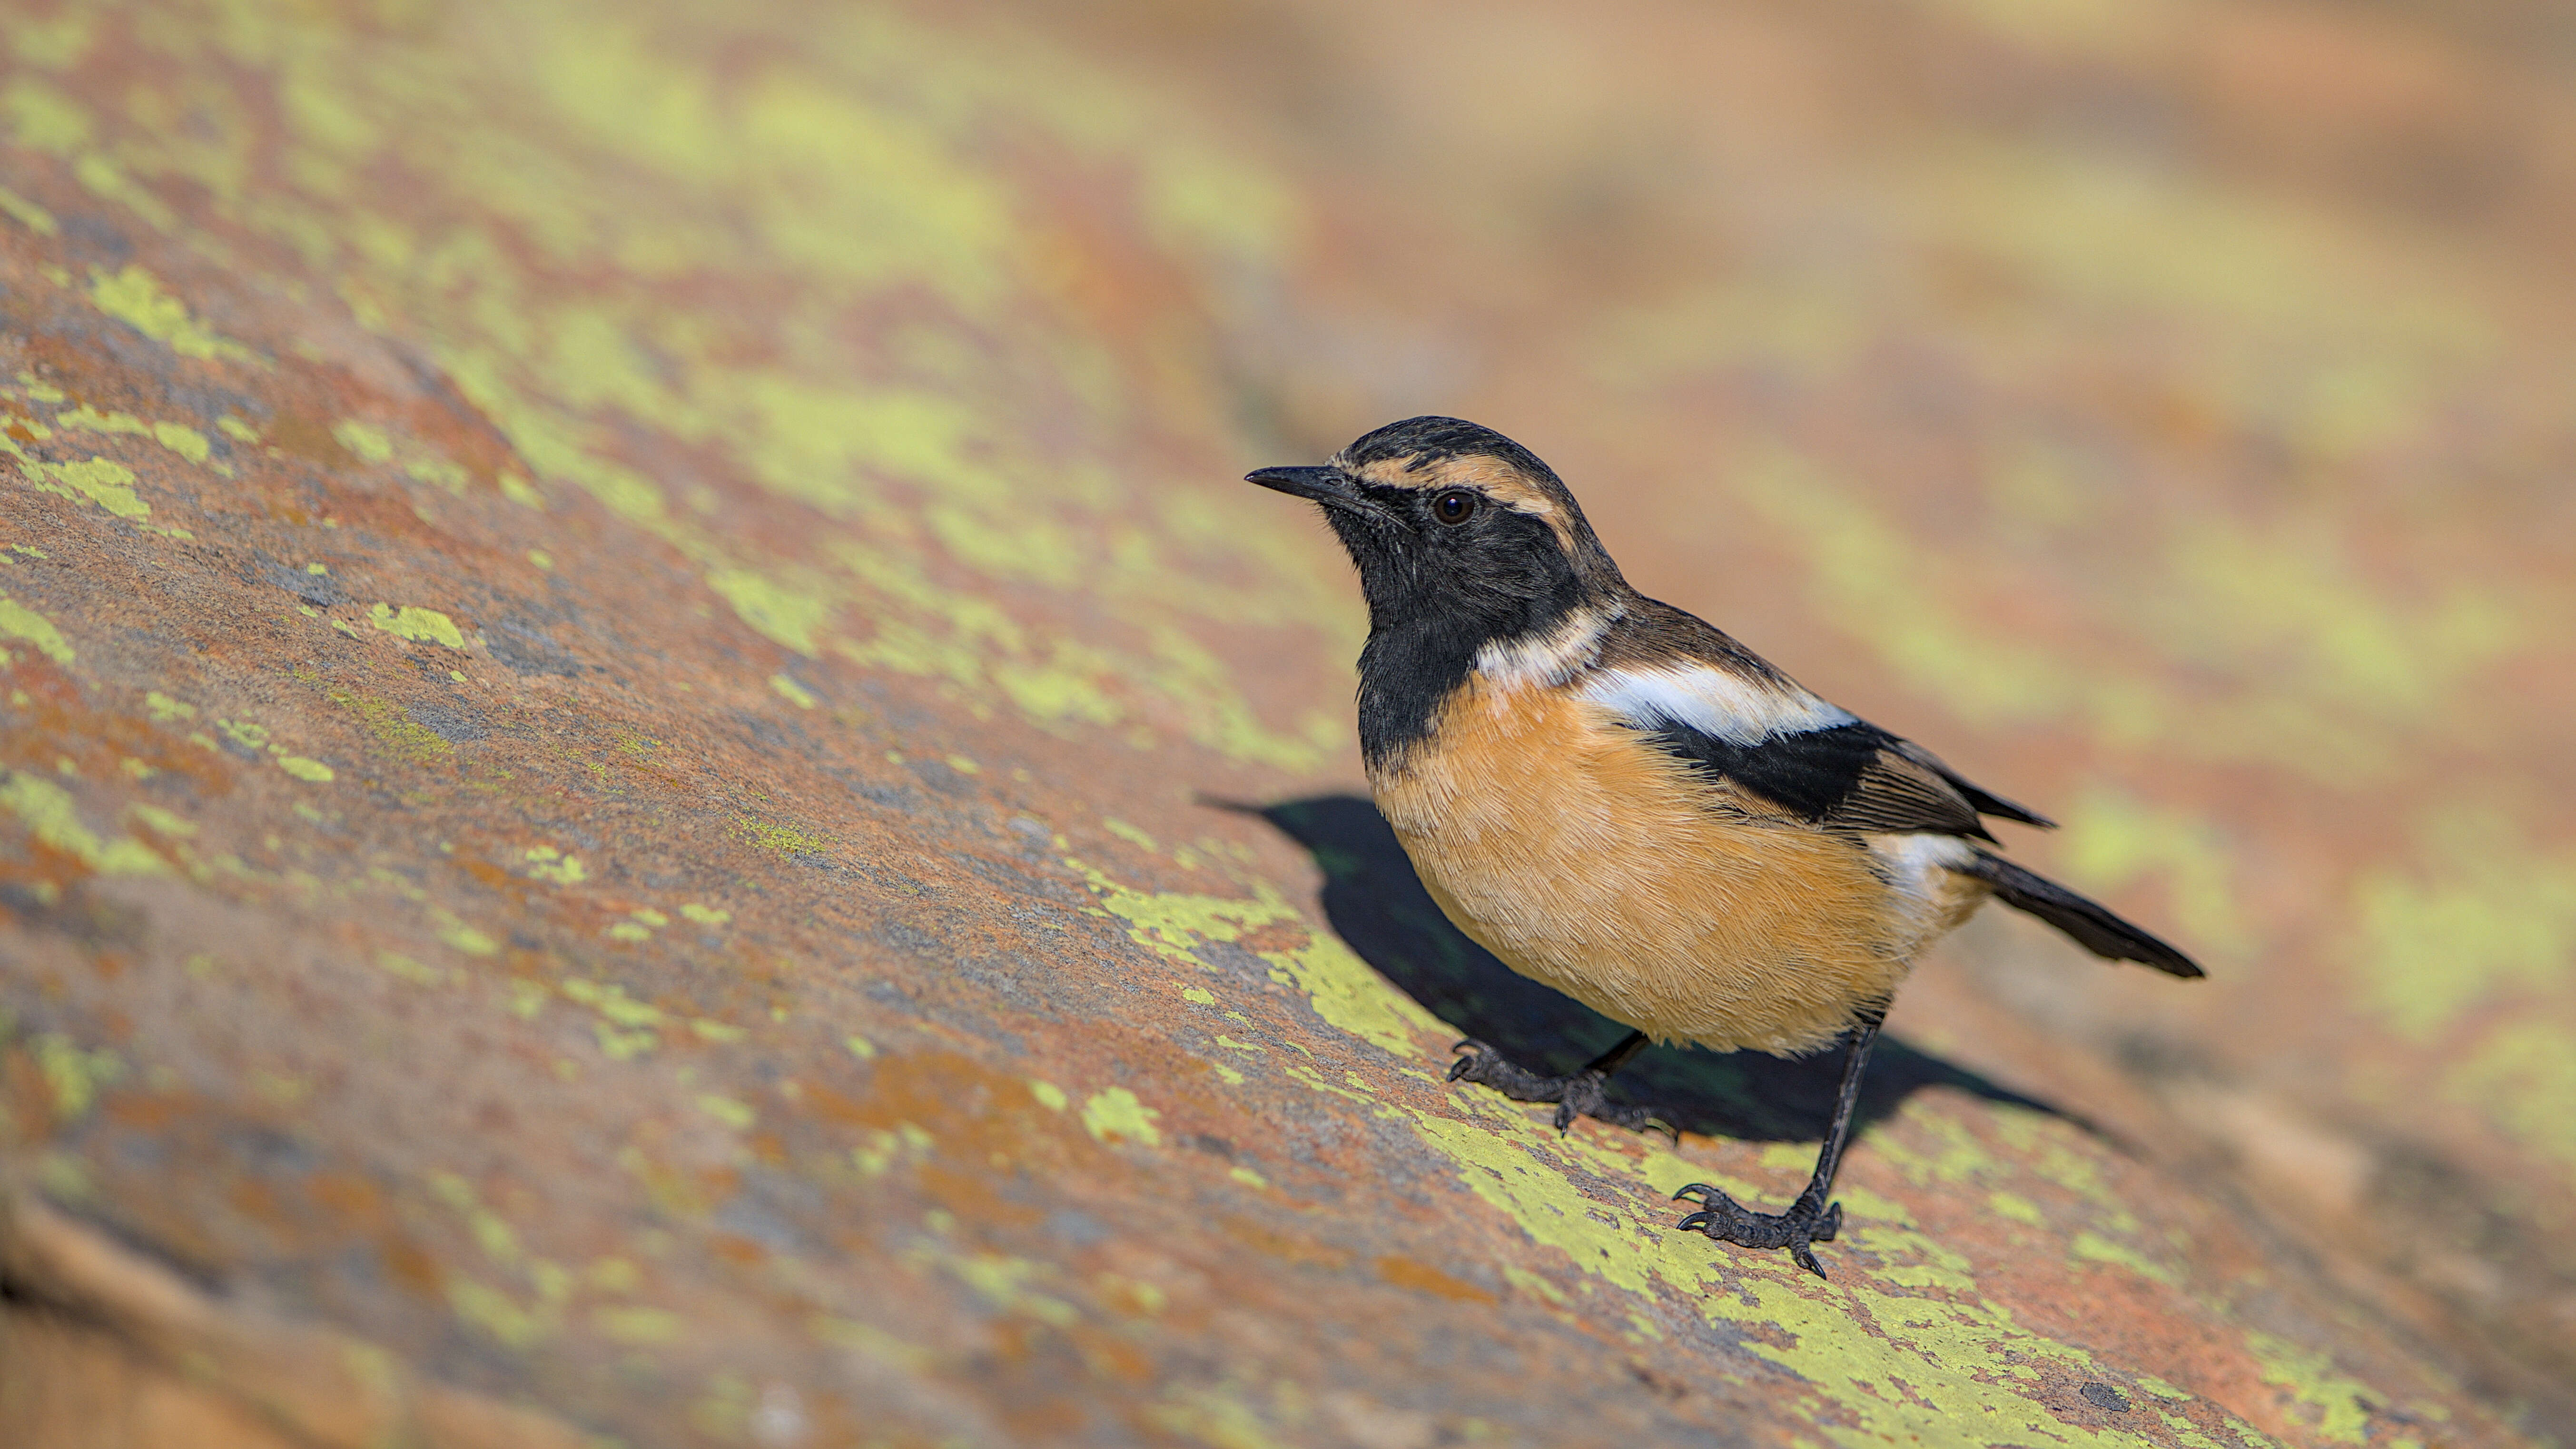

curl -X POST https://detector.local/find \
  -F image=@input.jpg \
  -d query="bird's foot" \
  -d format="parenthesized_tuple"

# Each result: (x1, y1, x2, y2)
(1672, 1183, 1843, 1279)
(1446, 1040, 1672, 1137)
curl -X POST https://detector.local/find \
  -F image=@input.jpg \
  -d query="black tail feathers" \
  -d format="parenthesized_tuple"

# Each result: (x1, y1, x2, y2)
(1964, 852, 2203, 978)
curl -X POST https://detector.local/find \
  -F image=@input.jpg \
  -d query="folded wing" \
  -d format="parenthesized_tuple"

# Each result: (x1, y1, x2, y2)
(1577, 658, 2047, 840)
(1571, 609, 2199, 976)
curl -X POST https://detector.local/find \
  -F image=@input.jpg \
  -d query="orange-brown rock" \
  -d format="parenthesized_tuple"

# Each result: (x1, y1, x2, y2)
(2, 2, 2571, 1446)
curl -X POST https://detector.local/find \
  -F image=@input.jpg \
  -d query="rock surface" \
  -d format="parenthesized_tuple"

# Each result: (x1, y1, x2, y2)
(1, 2, 2571, 1446)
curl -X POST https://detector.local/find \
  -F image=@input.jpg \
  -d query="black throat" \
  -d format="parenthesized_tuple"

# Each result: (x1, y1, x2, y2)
(1348, 510, 1600, 771)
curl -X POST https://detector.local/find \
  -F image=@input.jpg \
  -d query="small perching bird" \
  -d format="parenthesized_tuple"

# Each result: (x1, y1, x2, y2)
(1249, 416, 2201, 1277)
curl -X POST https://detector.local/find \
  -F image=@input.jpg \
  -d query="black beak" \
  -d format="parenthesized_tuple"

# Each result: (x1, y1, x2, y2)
(1245, 465, 1382, 520)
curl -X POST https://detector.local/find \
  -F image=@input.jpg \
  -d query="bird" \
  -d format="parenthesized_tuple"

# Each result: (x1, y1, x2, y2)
(1247, 416, 2201, 1277)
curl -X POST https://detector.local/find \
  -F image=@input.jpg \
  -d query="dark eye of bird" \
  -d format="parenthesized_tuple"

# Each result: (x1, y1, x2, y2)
(1432, 490, 1478, 526)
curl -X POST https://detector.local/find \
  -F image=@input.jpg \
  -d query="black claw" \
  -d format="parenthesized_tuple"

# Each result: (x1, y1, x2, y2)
(1440, 1040, 1671, 1138)
(1671, 1182, 1844, 1276)
(1448, 1039, 1491, 1083)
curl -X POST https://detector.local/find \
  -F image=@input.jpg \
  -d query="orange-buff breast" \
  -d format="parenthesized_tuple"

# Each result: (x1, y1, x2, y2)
(1367, 678, 1917, 1056)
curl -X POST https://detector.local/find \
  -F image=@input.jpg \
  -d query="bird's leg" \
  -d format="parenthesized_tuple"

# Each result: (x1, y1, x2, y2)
(1674, 1017, 1882, 1279)
(1447, 1029, 1669, 1135)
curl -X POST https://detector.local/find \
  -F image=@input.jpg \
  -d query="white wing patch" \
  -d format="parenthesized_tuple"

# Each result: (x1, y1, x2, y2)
(1577, 662, 1854, 745)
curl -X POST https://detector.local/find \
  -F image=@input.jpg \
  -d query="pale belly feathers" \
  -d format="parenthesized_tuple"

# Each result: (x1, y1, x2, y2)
(1368, 678, 1990, 1055)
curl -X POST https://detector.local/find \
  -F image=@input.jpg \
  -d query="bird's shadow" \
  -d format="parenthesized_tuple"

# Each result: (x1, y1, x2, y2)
(1231, 793, 2084, 1147)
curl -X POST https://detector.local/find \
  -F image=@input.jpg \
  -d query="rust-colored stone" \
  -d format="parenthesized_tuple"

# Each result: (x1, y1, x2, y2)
(2, 1, 2572, 1446)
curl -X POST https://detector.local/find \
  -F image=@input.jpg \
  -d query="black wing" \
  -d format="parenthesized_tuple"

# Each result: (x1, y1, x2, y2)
(1641, 719, 2053, 840)
(1589, 599, 2055, 838)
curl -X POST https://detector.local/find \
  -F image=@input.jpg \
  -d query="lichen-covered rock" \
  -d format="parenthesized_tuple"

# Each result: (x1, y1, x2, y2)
(0, 2, 2568, 1447)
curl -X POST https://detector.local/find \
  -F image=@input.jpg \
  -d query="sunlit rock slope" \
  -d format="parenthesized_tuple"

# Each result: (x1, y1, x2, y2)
(2, 2, 2569, 1446)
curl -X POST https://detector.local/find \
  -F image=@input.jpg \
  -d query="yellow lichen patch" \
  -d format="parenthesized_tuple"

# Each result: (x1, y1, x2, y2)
(0, 592, 73, 663)
(447, 1277, 549, 1349)
(1988, 1191, 2044, 1225)
(504, 981, 550, 1020)
(696, 1094, 754, 1130)
(325, 688, 453, 765)
(1400, 1104, 2273, 1447)
(156, 421, 211, 465)
(560, 980, 661, 1029)
(435, 916, 499, 957)
(678, 903, 729, 926)
(0, 185, 57, 235)
(707, 568, 830, 656)
(1148, 1389, 1287, 1449)
(594, 1307, 683, 1344)
(852, 1123, 935, 1178)
(87, 265, 255, 362)
(1077, 862, 1438, 1057)
(1102, 818, 1157, 852)
(276, 755, 334, 782)
(767, 673, 815, 709)
(0, 74, 89, 154)
(217, 719, 270, 751)
(559, 978, 662, 1061)
(32, 1033, 123, 1121)
(2243, 1331, 2376, 1445)
(0, 772, 168, 875)
(126, 804, 196, 838)
(2072, 1231, 2182, 1288)
(50, 406, 211, 466)
(368, 603, 467, 649)
(2443, 1020, 2576, 1173)
(331, 419, 394, 464)
(2350, 809, 2576, 1041)
(377, 952, 450, 987)
(18, 454, 150, 519)
(1078, 1087, 1161, 1147)
(2058, 787, 2245, 946)
(523, 846, 587, 885)
(731, 814, 827, 858)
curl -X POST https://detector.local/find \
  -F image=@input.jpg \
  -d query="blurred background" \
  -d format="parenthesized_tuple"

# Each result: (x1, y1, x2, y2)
(1009, 0, 2576, 1401)
(3, 0, 2573, 1442)
(1017, 0, 2576, 1416)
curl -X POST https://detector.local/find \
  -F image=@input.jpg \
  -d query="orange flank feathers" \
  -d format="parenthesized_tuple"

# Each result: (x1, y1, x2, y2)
(1371, 676, 1982, 1055)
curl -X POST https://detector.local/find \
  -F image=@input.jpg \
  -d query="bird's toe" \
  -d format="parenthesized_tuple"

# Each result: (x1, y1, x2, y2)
(1672, 1185, 1844, 1278)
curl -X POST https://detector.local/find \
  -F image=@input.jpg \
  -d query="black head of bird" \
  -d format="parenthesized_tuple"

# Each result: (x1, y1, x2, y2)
(1247, 416, 1652, 766)
(1246, 415, 1624, 644)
